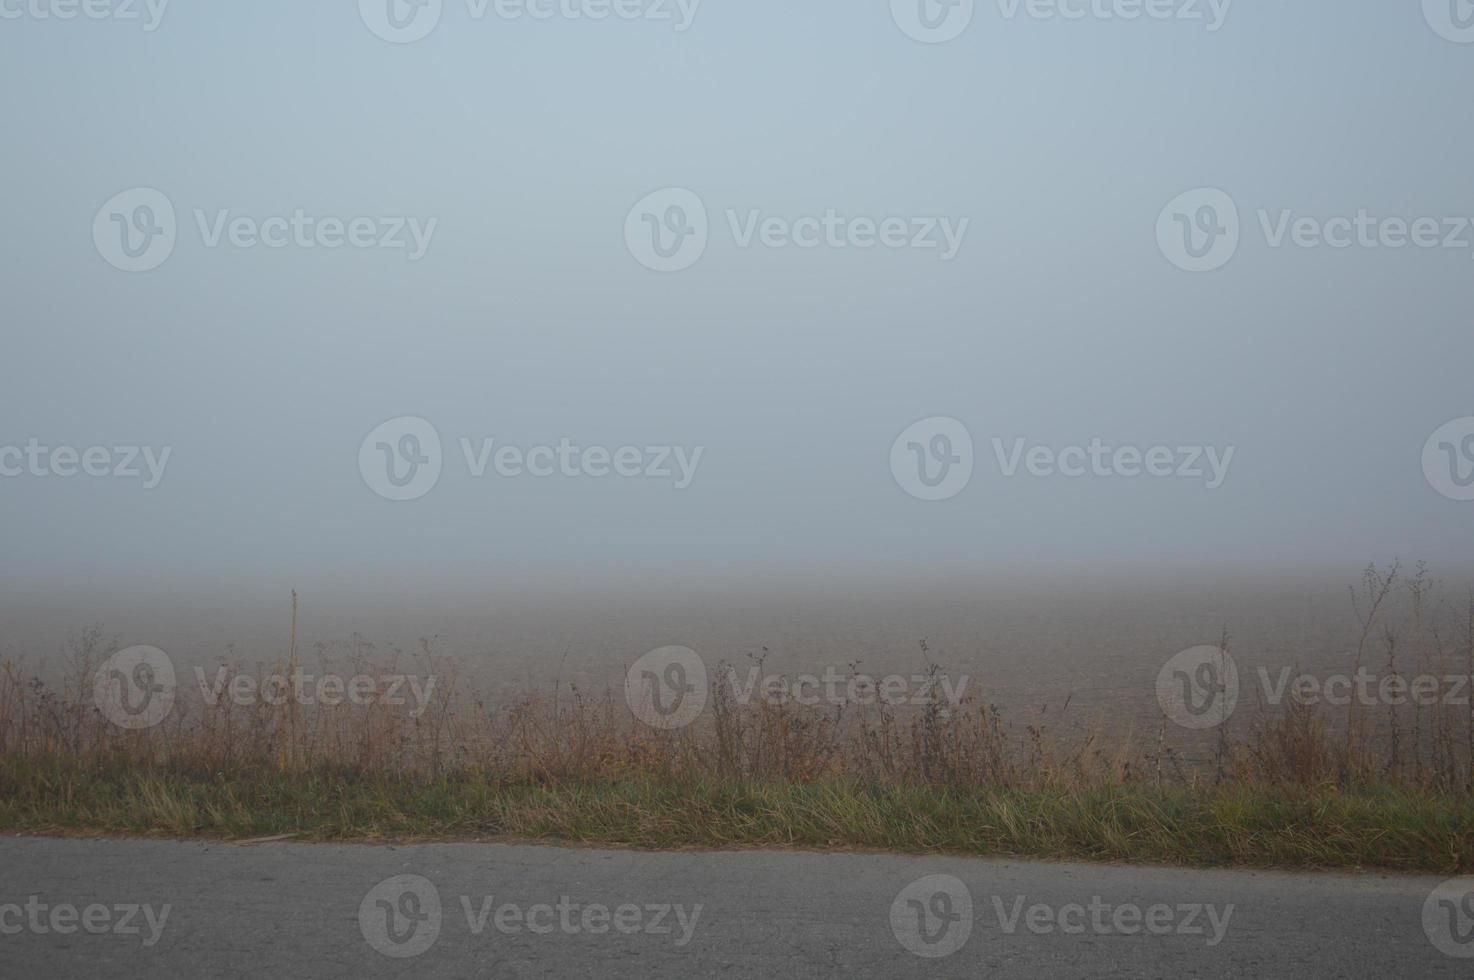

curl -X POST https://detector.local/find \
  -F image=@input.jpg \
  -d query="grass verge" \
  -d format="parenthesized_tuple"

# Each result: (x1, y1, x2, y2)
(3, 758, 1472, 874)
(9, 563, 1474, 873)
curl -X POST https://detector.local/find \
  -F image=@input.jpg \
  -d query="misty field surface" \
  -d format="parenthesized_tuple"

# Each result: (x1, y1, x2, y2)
(5, 562, 1474, 872)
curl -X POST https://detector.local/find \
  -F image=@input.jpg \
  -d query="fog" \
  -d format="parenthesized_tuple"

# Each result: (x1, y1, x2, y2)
(3, 1, 1472, 672)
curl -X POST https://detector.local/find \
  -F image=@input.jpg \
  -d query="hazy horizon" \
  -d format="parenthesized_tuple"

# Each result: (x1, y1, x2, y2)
(5, 4, 1474, 588)
(4, 2, 1472, 671)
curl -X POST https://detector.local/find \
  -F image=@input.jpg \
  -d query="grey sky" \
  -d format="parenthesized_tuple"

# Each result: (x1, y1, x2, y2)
(3, 0, 1472, 604)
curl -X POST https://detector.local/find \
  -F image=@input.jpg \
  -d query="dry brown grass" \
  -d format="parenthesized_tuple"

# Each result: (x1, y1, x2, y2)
(3, 562, 1474, 805)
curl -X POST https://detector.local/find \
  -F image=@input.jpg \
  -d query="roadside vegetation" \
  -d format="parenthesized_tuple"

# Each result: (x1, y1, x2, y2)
(4, 562, 1474, 873)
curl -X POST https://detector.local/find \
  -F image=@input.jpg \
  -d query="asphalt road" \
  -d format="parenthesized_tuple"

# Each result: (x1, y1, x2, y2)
(1, 835, 1470, 978)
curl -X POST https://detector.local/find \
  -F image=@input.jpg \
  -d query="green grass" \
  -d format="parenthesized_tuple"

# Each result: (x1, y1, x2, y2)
(3, 757, 1472, 873)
